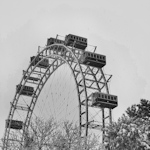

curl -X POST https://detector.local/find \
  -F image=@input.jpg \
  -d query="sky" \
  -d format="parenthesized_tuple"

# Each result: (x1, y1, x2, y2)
(0, 0, 150, 141)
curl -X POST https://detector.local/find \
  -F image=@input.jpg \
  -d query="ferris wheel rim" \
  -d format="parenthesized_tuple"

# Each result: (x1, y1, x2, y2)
(3, 44, 88, 149)
(3, 43, 110, 149)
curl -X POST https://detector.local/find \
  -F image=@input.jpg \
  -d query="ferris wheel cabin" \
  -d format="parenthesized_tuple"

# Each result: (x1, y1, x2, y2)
(91, 92, 118, 109)
(80, 51, 106, 68)
(16, 84, 34, 96)
(23, 75, 40, 82)
(6, 119, 23, 130)
(30, 56, 49, 68)
(46, 37, 64, 46)
(65, 34, 87, 50)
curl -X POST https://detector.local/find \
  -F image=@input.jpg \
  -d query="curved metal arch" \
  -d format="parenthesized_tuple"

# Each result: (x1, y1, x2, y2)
(24, 54, 83, 131)
(35, 44, 110, 134)
(3, 43, 110, 149)
(3, 44, 90, 149)
(38, 44, 89, 134)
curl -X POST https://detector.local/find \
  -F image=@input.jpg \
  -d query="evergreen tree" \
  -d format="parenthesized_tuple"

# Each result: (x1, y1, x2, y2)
(105, 99, 150, 150)
(126, 99, 150, 120)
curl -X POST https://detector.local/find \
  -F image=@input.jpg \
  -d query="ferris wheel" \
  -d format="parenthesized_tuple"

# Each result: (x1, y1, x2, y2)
(3, 34, 118, 149)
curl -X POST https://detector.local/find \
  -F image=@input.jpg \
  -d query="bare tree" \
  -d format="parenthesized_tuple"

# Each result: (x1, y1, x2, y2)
(24, 117, 57, 150)
(3, 117, 102, 150)
(2, 130, 24, 150)
(52, 121, 100, 150)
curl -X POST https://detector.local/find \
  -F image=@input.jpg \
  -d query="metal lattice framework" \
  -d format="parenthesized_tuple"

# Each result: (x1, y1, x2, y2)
(3, 43, 112, 149)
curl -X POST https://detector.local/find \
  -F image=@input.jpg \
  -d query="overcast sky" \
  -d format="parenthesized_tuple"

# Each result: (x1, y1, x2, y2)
(0, 0, 150, 140)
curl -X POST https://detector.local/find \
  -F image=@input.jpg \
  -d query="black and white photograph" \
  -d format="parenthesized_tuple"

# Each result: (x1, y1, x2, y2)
(0, 0, 150, 149)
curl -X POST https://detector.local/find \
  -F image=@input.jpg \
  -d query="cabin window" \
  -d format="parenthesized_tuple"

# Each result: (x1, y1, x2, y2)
(98, 94, 101, 97)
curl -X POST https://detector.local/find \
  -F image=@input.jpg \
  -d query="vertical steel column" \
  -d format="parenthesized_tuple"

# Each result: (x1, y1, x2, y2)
(102, 108, 105, 143)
